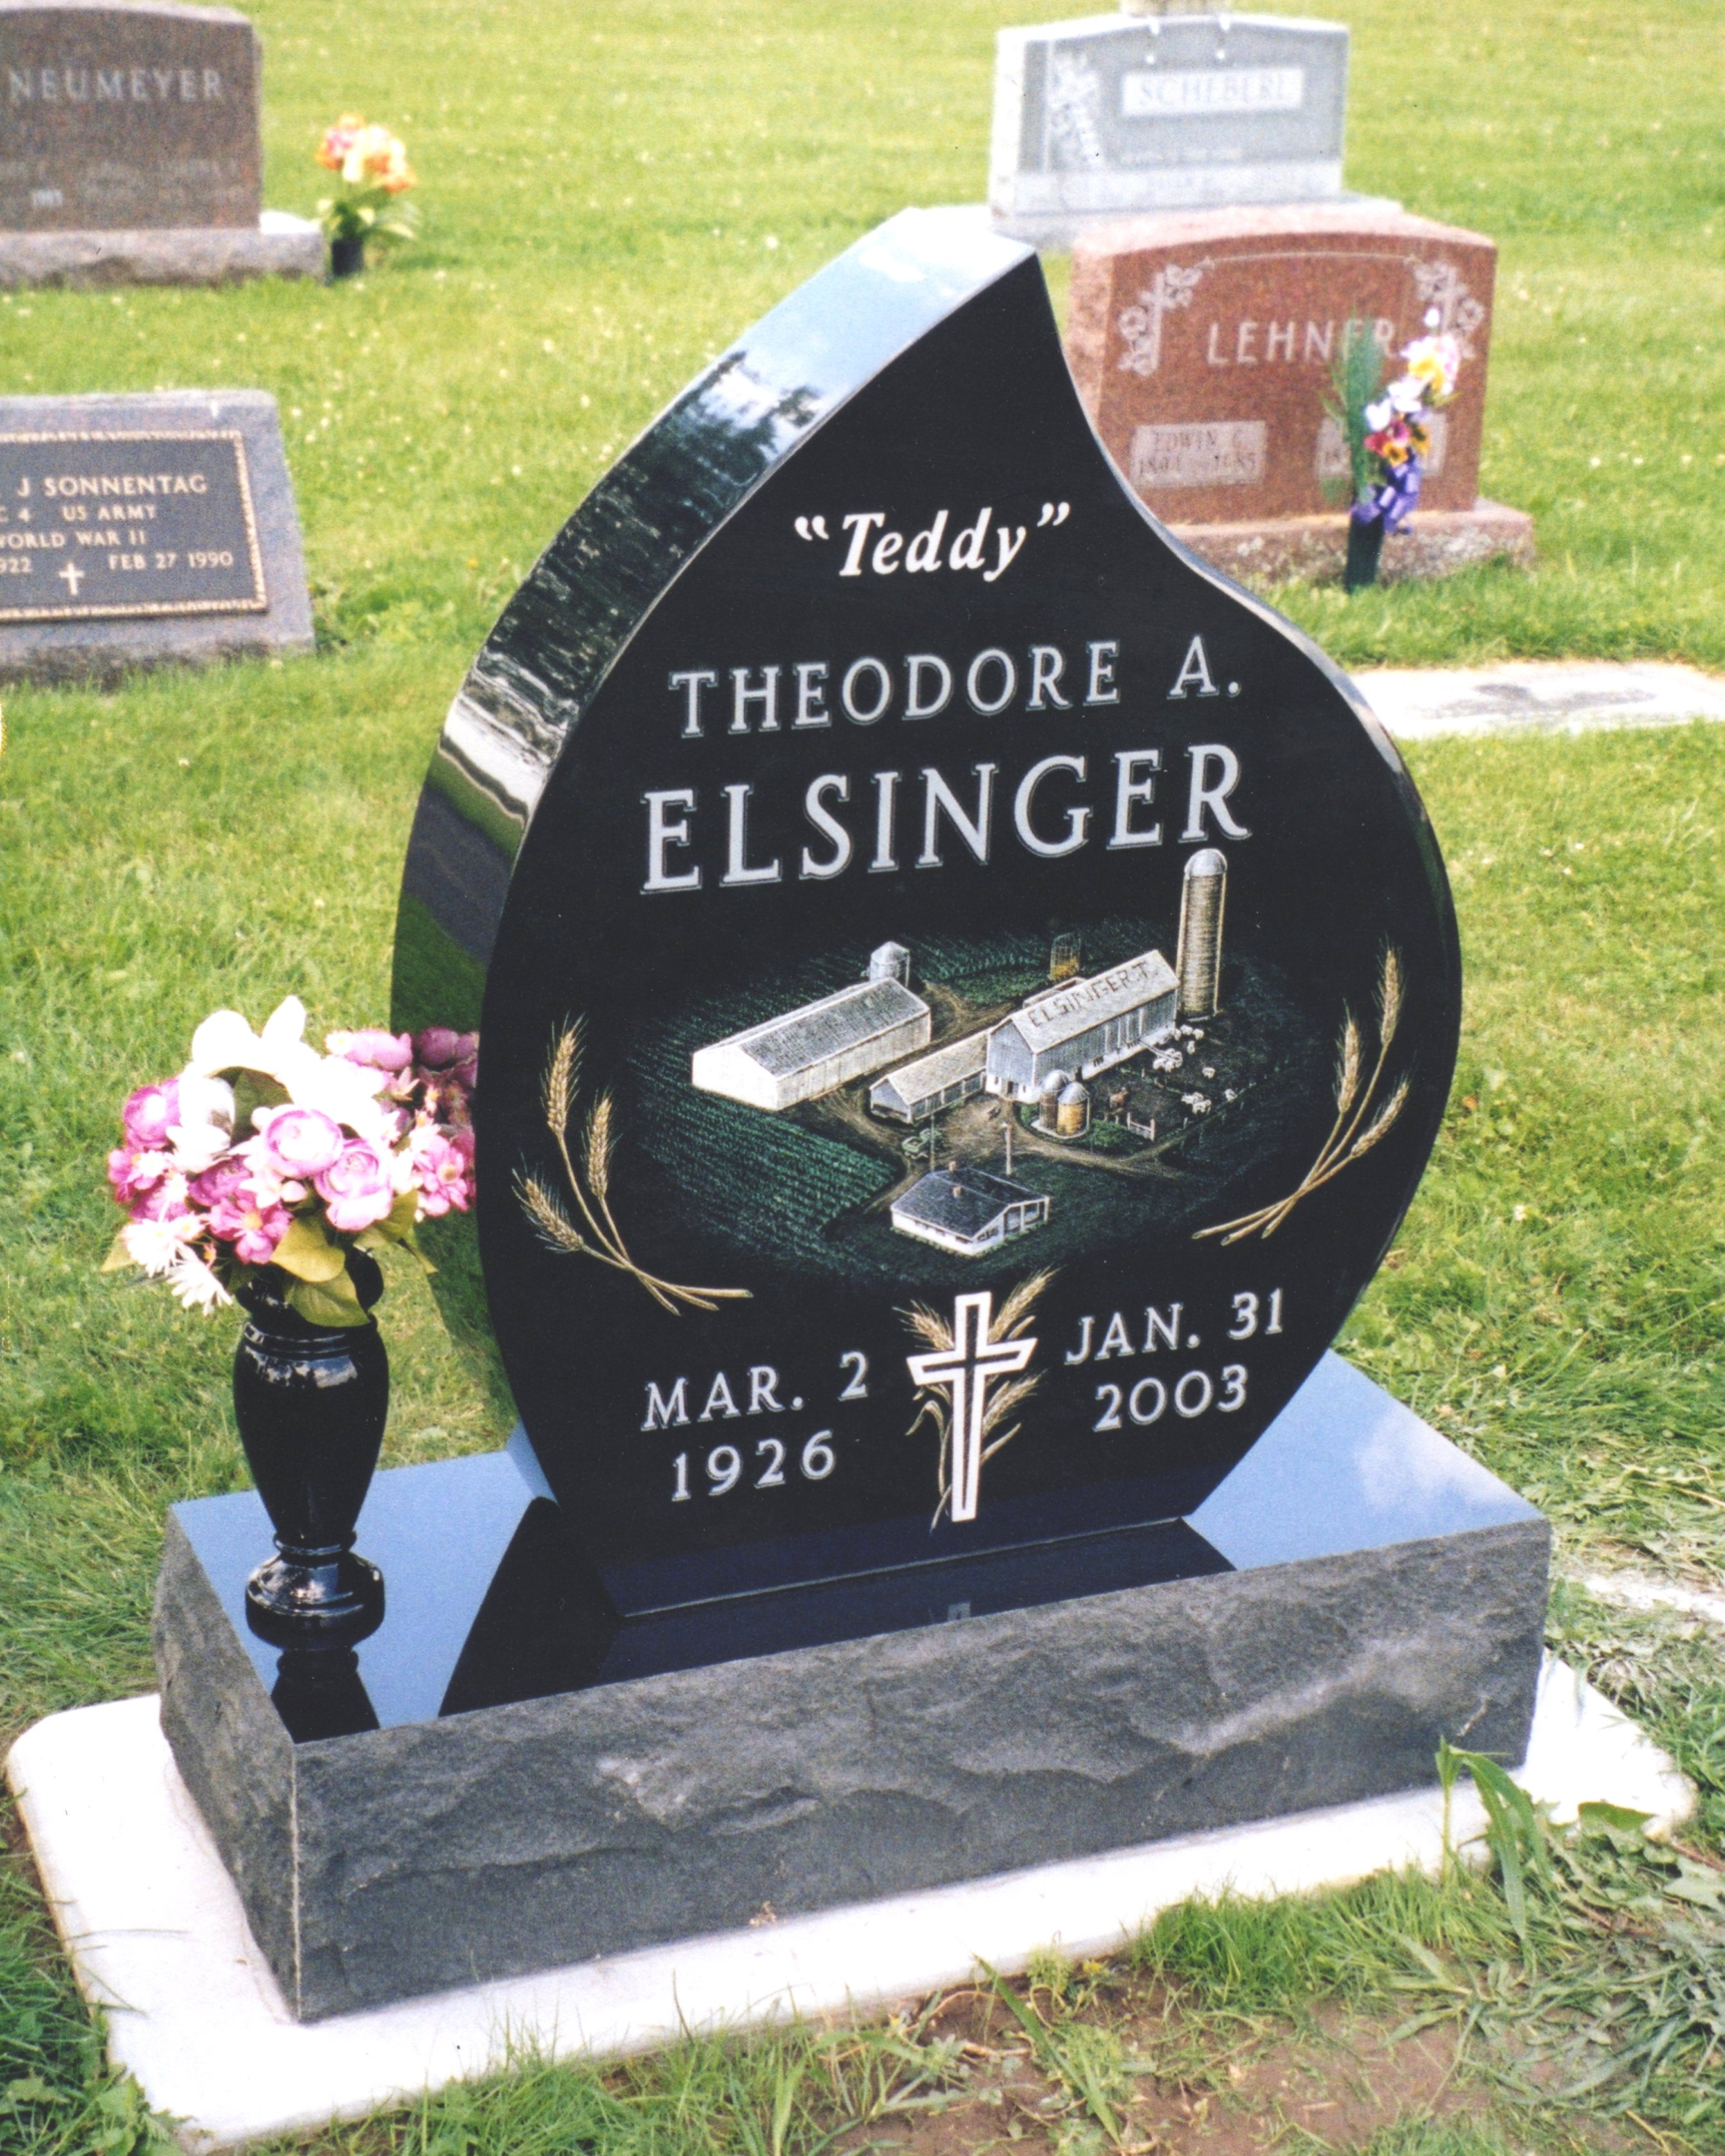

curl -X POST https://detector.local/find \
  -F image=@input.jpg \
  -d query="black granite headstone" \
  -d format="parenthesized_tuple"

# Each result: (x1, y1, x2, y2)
(148, 214, 1543, 2022)
(396, 207, 1459, 1612)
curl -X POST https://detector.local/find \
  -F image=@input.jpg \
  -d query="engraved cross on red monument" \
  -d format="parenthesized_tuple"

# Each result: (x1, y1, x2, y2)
(905, 1290, 1037, 1525)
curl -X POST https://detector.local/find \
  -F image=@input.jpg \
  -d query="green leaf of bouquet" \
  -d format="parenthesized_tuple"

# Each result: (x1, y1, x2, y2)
(230, 1070, 288, 1134)
(100, 1227, 135, 1273)
(273, 1213, 345, 1283)
(286, 1267, 369, 1329)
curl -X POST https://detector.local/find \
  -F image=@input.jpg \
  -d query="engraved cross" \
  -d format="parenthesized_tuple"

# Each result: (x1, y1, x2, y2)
(57, 561, 84, 597)
(905, 1290, 1037, 1525)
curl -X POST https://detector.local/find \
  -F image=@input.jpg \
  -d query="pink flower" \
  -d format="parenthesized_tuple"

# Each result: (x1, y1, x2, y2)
(109, 1145, 173, 1205)
(188, 1156, 251, 1210)
(409, 1126, 474, 1218)
(208, 1190, 291, 1266)
(414, 1027, 478, 1093)
(129, 1173, 191, 1224)
(314, 1138, 396, 1232)
(259, 1105, 345, 1180)
(122, 1079, 181, 1150)
(328, 1027, 413, 1074)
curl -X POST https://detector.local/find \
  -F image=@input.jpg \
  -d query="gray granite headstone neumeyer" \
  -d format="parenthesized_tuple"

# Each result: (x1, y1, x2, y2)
(0, 0, 321, 284)
(991, 11, 1360, 246)
(0, 389, 312, 678)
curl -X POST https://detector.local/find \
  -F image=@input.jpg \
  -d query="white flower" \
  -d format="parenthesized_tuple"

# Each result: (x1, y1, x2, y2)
(1424, 306, 1440, 329)
(1364, 397, 1394, 431)
(167, 1076, 237, 1173)
(121, 1214, 200, 1276)
(188, 996, 304, 1076)
(165, 1251, 232, 1313)
(284, 1049, 393, 1145)
(1388, 375, 1426, 414)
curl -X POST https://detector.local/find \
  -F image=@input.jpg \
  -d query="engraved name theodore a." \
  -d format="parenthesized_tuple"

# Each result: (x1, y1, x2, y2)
(6, 65, 226, 105)
(1130, 421, 1267, 491)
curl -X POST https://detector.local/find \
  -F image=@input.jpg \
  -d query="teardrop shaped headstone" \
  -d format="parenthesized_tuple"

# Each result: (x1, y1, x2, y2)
(395, 210, 1459, 1612)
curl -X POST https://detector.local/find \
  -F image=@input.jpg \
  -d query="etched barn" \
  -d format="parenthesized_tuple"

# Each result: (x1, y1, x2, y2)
(868, 1029, 993, 1123)
(691, 978, 931, 1112)
(984, 948, 1177, 1101)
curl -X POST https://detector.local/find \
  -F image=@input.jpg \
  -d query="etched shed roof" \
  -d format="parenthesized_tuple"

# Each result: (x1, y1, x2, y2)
(1004, 948, 1175, 1053)
(873, 1028, 993, 1103)
(709, 978, 928, 1078)
(891, 1165, 1042, 1239)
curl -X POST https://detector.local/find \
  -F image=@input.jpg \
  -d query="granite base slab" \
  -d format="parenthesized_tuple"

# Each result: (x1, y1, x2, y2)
(1173, 500, 1535, 587)
(6, 1662, 1684, 2155)
(151, 1355, 1550, 2024)
(0, 213, 322, 289)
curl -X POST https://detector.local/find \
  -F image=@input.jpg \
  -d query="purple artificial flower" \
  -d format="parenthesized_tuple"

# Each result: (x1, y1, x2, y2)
(408, 1125, 474, 1217)
(313, 1138, 396, 1233)
(259, 1105, 346, 1181)
(414, 1027, 478, 1093)
(208, 1190, 292, 1266)
(109, 1145, 173, 1205)
(328, 1027, 414, 1074)
(122, 1079, 182, 1150)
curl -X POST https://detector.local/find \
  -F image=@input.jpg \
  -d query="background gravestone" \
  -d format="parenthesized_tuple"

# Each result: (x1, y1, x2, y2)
(990, 10, 1378, 249)
(0, 0, 320, 285)
(1066, 204, 1534, 583)
(152, 211, 1546, 2022)
(0, 387, 312, 678)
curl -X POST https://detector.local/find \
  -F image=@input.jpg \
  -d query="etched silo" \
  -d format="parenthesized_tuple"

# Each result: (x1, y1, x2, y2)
(1175, 848, 1227, 1020)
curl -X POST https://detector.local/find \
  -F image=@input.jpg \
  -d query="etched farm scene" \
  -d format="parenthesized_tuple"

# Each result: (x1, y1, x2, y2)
(629, 861, 1327, 1289)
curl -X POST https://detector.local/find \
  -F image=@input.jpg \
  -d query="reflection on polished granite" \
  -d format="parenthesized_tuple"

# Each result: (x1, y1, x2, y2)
(171, 1351, 1540, 1744)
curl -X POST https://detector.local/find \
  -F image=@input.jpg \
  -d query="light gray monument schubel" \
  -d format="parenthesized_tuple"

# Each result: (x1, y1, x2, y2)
(0, 0, 320, 284)
(991, 8, 1388, 249)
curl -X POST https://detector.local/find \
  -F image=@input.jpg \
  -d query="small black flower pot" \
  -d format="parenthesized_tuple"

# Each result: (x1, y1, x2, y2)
(235, 1251, 387, 1650)
(329, 235, 365, 280)
(1344, 513, 1387, 594)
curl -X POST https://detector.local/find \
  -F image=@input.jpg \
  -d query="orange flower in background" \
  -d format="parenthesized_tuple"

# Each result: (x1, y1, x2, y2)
(315, 115, 415, 195)
(316, 114, 365, 173)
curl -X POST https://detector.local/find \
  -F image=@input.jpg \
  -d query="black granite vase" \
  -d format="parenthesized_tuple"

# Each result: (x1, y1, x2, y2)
(1345, 512, 1386, 593)
(328, 235, 365, 279)
(235, 1251, 387, 1649)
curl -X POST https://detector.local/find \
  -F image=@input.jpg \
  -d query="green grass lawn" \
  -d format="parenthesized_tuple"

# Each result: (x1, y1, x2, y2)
(2, 0, 1724, 2150)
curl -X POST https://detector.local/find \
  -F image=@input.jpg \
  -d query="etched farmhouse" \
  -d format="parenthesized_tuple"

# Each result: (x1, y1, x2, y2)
(889, 1166, 1051, 1257)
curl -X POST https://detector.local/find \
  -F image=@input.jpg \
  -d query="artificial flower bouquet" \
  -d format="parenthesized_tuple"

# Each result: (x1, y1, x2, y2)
(315, 114, 418, 254)
(105, 999, 475, 1326)
(1329, 308, 1463, 565)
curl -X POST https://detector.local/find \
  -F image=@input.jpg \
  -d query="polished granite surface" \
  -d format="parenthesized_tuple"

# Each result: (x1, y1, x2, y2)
(173, 1350, 1539, 1741)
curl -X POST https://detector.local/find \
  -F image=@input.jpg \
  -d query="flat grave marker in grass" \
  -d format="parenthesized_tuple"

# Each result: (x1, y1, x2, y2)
(0, 386, 311, 678)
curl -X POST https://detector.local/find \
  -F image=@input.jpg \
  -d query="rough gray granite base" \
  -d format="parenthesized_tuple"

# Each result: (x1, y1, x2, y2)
(0, 389, 312, 682)
(0, 213, 322, 289)
(155, 1354, 1549, 2023)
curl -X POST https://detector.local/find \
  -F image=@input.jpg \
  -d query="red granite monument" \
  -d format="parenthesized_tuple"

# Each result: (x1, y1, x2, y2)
(1066, 204, 1532, 583)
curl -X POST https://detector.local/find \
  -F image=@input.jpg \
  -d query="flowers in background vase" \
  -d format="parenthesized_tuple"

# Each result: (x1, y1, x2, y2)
(1343, 309, 1463, 539)
(315, 114, 418, 255)
(104, 998, 475, 1325)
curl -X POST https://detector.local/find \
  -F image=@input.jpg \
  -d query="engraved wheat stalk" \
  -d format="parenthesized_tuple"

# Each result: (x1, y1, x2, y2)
(521, 1019, 750, 1314)
(1196, 947, 1410, 1246)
